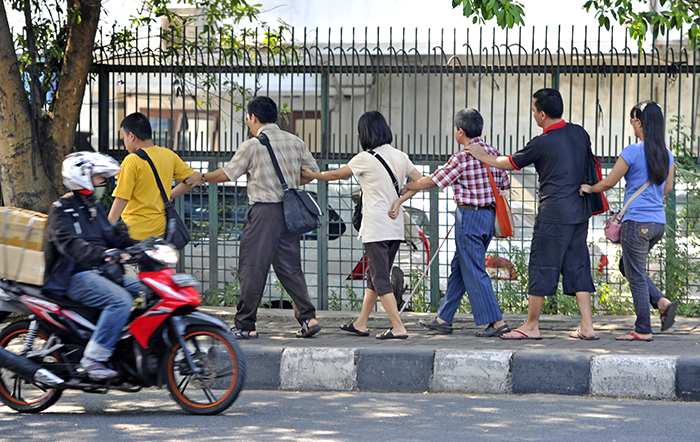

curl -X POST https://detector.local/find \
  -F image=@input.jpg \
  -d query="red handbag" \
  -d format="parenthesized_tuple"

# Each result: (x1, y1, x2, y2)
(486, 167, 514, 238)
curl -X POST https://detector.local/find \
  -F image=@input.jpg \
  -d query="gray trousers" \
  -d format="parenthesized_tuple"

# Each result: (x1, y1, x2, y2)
(235, 203, 316, 331)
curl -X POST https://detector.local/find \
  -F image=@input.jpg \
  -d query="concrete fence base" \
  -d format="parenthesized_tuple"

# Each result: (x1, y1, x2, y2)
(242, 347, 692, 400)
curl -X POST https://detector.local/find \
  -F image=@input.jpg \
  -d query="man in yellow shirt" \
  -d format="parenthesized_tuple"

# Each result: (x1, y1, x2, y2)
(108, 112, 201, 240)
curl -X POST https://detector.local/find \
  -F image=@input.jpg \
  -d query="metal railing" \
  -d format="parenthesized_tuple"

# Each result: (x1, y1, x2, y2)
(82, 25, 700, 309)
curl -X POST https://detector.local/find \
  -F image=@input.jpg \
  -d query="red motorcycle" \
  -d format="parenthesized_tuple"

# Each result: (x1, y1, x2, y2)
(0, 238, 246, 415)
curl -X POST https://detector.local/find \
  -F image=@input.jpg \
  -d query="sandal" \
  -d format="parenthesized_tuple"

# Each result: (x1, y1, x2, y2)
(231, 327, 258, 339)
(476, 323, 511, 337)
(296, 319, 321, 338)
(660, 300, 678, 332)
(340, 321, 370, 336)
(419, 318, 453, 334)
(376, 329, 409, 340)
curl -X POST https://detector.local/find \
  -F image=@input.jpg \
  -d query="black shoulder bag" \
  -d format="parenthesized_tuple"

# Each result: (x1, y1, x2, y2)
(258, 133, 323, 235)
(584, 147, 610, 216)
(134, 149, 191, 250)
(352, 150, 401, 231)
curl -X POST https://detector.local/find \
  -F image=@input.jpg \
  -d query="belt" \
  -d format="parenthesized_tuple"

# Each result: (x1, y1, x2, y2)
(457, 204, 494, 211)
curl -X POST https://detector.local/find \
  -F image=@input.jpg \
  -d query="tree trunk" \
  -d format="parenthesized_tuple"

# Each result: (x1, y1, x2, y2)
(0, 0, 101, 214)
(0, 0, 56, 213)
(48, 0, 102, 201)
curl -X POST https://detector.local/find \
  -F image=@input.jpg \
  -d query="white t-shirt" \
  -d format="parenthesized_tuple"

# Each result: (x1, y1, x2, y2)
(347, 144, 415, 243)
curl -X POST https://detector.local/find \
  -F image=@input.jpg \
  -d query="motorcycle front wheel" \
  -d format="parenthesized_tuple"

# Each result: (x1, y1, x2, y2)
(162, 325, 246, 415)
(0, 321, 63, 413)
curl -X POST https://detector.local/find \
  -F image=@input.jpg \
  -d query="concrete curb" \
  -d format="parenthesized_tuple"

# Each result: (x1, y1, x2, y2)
(243, 347, 700, 400)
(431, 350, 512, 394)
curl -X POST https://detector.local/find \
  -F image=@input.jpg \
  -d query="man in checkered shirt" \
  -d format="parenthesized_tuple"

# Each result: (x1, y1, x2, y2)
(397, 108, 511, 337)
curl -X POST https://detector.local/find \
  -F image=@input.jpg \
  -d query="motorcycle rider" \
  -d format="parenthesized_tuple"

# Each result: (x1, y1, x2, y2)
(43, 152, 148, 380)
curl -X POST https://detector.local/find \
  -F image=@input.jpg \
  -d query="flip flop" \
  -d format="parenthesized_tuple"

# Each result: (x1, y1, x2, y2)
(376, 329, 409, 340)
(570, 329, 600, 340)
(500, 329, 543, 340)
(476, 323, 511, 337)
(616, 331, 653, 341)
(661, 300, 678, 331)
(340, 321, 370, 336)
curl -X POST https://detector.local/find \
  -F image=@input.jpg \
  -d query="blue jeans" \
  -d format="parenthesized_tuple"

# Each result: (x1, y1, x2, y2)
(67, 270, 147, 361)
(620, 220, 665, 334)
(437, 206, 503, 326)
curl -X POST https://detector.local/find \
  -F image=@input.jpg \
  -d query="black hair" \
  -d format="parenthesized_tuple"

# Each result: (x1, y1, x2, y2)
(630, 101, 669, 185)
(357, 111, 393, 151)
(120, 112, 152, 141)
(454, 108, 483, 138)
(247, 96, 278, 124)
(532, 88, 564, 119)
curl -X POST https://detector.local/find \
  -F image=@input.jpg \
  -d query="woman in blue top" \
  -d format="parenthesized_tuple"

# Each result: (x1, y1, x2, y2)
(580, 100, 675, 341)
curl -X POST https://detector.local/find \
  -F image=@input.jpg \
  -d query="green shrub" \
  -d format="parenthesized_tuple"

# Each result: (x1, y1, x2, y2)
(202, 269, 240, 307)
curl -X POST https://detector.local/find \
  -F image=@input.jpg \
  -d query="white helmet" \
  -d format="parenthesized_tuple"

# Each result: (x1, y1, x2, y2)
(62, 152, 121, 192)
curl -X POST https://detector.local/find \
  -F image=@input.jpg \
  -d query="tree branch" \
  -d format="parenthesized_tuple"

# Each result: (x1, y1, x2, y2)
(22, 0, 44, 114)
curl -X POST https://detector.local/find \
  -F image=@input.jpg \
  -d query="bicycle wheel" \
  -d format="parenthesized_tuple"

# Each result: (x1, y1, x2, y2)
(162, 325, 245, 415)
(0, 321, 63, 413)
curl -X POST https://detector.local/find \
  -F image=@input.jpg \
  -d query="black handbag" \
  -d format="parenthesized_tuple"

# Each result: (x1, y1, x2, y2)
(258, 133, 323, 235)
(352, 150, 401, 231)
(134, 149, 192, 250)
(584, 148, 609, 215)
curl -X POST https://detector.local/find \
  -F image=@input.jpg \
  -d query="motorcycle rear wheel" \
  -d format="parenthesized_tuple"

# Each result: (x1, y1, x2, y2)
(162, 325, 246, 415)
(0, 321, 63, 413)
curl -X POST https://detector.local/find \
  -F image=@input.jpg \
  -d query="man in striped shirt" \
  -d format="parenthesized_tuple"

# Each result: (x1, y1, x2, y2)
(397, 108, 511, 337)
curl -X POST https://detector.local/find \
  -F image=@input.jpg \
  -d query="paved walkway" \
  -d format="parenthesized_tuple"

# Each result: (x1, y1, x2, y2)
(201, 307, 700, 354)
(200, 307, 700, 400)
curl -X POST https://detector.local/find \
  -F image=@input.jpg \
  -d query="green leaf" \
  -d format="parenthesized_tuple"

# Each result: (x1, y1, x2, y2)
(462, 1, 473, 17)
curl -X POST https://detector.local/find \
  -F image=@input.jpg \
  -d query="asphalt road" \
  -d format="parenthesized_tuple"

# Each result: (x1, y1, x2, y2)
(1, 389, 699, 441)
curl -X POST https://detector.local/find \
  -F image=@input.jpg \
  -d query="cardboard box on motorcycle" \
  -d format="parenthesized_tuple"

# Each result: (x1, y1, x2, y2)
(0, 207, 47, 251)
(0, 207, 46, 286)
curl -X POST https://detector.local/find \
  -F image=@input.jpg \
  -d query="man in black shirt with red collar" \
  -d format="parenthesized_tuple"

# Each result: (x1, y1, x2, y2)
(466, 88, 597, 341)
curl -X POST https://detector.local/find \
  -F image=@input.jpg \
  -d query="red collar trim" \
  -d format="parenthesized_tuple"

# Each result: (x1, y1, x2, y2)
(76, 189, 92, 195)
(542, 120, 566, 134)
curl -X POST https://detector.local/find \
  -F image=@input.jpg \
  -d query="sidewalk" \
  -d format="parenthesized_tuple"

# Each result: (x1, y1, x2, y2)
(200, 307, 700, 401)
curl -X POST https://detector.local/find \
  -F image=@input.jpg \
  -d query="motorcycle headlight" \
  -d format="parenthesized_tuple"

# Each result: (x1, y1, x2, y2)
(144, 244, 179, 265)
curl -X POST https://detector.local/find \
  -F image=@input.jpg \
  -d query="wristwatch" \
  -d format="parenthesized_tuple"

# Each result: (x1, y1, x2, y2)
(202, 173, 208, 184)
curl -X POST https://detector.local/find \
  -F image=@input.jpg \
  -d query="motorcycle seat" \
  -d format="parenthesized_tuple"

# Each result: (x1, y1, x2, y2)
(7, 282, 102, 324)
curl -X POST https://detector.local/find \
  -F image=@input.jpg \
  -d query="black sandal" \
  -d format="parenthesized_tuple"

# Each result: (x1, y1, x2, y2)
(476, 323, 511, 337)
(660, 300, 678, 331)
(296, 319, 321, 338)
(340, 321, 370, 336)
(231, 327, 258, 339)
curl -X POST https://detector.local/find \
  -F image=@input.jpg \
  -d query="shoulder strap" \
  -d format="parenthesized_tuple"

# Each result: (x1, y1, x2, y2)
(485, 165, 500, 200)
(135, 149, 171, 208)
(618, 180, 651, 218)
(257, 133, 289, 191)
(368, 151, 400, 197)
(476, 152, 501, 200)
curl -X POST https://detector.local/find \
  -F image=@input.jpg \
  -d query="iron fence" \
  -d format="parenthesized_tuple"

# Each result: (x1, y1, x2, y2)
(83, 25, 700, 311)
